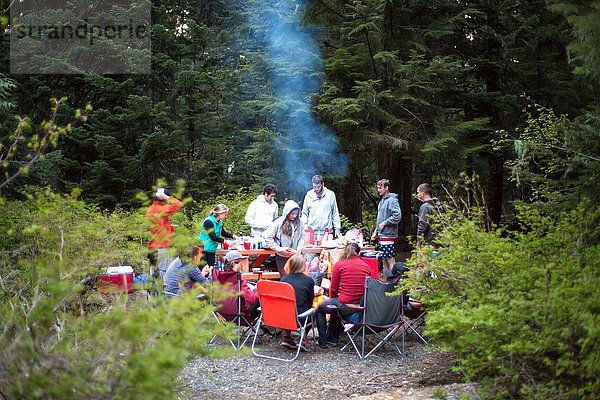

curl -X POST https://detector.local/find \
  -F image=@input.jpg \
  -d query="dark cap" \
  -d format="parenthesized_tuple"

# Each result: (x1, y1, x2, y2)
(388, 262, 409, 280)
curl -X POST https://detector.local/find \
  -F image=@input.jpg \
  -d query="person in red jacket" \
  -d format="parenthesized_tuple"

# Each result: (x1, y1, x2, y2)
(146, 188, 184, 278)
(212, 250, 260, 321)
(314, 242, 371, 348)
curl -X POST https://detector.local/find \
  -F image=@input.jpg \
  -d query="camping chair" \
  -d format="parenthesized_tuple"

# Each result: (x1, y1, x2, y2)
(210, 271, 260, 350)
(402, 300, 428, 347)
(340, 277, 403, 359)
(251, 280, 315, 362)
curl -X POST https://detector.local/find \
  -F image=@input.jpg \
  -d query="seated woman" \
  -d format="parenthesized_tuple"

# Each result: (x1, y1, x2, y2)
(212, 250, 260, 321)
(279, 254, 315, 351)
(315, 242, 371, 348)
(263, 200, 305, 277)
(163, 246, 211, 298)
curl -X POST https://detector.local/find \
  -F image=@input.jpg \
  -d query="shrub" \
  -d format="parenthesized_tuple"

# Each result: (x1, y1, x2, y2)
(405, 202, 600, 399)
(0, 190, 235, 399)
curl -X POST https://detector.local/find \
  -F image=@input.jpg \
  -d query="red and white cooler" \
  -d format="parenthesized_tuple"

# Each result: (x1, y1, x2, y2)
(359, 250, 382, 279)
(98, 266, 134, 294)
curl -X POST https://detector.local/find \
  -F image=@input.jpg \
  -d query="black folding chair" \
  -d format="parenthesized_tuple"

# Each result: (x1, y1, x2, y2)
(340, 277, 403, 359)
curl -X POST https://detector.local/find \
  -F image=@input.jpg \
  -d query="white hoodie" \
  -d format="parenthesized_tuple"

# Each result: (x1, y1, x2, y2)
(263, 200, 305, 252)
(245, 194, 279, 236)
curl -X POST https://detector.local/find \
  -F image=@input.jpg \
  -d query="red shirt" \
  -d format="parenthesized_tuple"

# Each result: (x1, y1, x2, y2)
(330, 255, 371, 304)
(145, 197, 184, 249)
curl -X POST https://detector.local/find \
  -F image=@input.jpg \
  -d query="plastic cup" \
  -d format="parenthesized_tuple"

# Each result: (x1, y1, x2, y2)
(243, 242, 251, 250)
(223, 242, 229, 250)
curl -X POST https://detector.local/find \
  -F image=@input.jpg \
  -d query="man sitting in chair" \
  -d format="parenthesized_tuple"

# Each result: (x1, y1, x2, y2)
(212, 250, 260, 321)
(386, 262, 411, 309)
(388, 262, 423, 313)
(315, 243, 371, 348)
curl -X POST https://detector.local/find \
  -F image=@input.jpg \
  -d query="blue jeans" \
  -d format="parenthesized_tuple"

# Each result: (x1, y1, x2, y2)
(315, 298, 355, 345)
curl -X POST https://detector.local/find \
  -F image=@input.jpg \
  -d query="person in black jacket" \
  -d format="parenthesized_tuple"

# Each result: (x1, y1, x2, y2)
(416, 183, 444, 246)
(280, 254, 314, 351)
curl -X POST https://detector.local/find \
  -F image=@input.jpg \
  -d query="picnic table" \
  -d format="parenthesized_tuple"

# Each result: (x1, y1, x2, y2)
(216, 245, 375, 276)
(241, 270, 281, 280)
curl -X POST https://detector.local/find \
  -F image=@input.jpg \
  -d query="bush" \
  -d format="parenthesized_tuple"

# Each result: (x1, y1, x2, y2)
(0, 190, 236, 399)
(406, 202, 600, 399)
(0, 188, 147, 275)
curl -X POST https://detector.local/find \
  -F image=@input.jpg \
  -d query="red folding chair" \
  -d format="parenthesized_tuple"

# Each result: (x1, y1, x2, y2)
(402, 300, 428, 349)
(211, 270, 260, 350)
(251, 280, 315, 362)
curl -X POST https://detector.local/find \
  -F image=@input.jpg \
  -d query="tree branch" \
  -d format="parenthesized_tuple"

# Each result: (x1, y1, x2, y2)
(0, 98, 90, 190)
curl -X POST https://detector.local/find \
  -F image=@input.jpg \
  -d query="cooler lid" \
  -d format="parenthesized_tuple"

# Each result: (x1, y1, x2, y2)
(105, 266, 134, 275)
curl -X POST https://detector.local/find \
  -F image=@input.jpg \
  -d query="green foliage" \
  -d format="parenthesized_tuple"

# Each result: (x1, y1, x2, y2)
(0, 188, 145, 274)
(549, 1, 600, 86)
(0, 99, 90, 191)
(0, 73, 16, 115)
(405, 203, 600, 398)
(1, 261, 231, 399)
(495, 102, 600, 211)
(2, 0, 284, 207)
(433, 387, 448, 400)
(0, 191, 236, 399)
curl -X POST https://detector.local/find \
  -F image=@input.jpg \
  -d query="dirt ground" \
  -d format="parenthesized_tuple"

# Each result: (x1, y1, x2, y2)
(178, 333, 478, 400)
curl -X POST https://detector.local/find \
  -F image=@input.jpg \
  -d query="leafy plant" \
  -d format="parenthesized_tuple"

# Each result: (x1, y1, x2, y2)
(404, 203, 600, 399)
(0, 98, 90, 190)
(0, 190, 237, 399)
(495, 102, 600, 212)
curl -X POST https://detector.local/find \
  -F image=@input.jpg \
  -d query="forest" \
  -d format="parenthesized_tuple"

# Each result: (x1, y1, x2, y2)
(1, 1, 599, 399)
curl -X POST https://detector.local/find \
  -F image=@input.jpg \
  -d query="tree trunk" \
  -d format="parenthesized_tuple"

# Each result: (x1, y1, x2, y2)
(339, 173, 362, 225)
(487, 154, 503, 226)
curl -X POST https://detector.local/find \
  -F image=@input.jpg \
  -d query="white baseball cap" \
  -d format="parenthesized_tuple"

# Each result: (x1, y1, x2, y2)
(224, 250, 247, 263)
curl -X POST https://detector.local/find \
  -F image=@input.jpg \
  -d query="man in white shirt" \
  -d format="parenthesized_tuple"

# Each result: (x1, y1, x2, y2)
(301, 175, 342, 241)
(245, 184, 279, 237)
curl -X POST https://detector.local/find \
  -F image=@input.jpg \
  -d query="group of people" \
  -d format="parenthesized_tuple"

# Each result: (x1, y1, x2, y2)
(145, 176, 443, 348)
(245, 175, 343, 276)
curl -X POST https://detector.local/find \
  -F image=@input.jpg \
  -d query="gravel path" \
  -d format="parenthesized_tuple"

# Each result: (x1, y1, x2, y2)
(179, 333, 475, 400)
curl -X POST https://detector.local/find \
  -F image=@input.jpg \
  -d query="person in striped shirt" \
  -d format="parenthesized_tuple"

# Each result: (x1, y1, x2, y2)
(163, 246, 211, 297)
